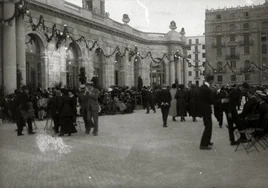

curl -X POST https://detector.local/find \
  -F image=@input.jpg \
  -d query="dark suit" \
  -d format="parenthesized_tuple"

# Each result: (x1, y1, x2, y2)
(199, 83, 214, 147)
(213, 89, 227, 127)
(87, 88, 100, 134)
(158, 88, 172, 126)
(79, 92, 94, 132)
(49, 96, 62, 133)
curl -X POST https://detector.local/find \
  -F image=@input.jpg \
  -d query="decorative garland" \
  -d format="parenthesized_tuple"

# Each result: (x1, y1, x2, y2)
(3, 0, 266, 76)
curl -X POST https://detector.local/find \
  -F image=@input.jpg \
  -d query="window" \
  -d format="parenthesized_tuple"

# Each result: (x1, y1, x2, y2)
(202, 45, 205, 49)
(230, 13, 235, 19)
(195, 54, 198, 60)
(195, 45, 198, 52)
(263, 58, 267, 67)
(244, 12, 249, 17)
(262, 45, 267, 54)
(217, 48, 222, 56)
(100, 1, 105, 14)
(217, 61, 223, 70)
(244, 60, 250, 69)
(195, 71, 199, 78)
(188, 54, 191, 59)
(261, 33, 267, 42)
(202, 53, 206, 58)
(244, 46, 250, 54)
(188, 81, 192, 85)
(216, 35, 221, 46)
(230, 35, 235, 42)
(231, 60, 236, 68)
(86, 0, 93, 10)
(188, 39, 192, 45)
(243, 23, 249, 29)
(216, 14, 221, 19)
(229, 24, 236, 31)
(231, 75, 236, 82)
(245, 74, 250, 81)
(188, 71, 192, 76)
(196, 39, 199, 44)
(217, 75, 223, 82)
(230, 47, 236, 55)
(244, 34, 250, 45)
(215, 25, 222, 32)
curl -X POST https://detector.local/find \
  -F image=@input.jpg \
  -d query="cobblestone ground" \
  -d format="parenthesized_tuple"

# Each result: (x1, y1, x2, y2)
(1, 109, 268, 188)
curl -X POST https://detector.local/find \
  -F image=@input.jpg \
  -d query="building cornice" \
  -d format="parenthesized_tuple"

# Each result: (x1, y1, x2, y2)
(28, 1, 187, 48)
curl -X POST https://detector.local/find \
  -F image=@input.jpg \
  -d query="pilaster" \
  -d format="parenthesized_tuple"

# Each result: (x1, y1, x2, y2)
(3, 3, 16, 94)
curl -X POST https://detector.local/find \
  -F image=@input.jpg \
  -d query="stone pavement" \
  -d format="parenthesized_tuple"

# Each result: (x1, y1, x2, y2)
(0, 110, 268, 188)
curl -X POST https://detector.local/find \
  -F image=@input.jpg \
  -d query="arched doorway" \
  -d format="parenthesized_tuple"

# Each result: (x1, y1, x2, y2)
(93, 48, 104, 88)
(25, 34, 43, 90)
(150, 59, 165, 87)
(134, 56, 141, 87)
(114, 53, 123, 86)
(66, 42, 80, 88)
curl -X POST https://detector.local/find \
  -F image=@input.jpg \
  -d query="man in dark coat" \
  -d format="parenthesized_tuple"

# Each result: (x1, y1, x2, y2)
(15, 86, 36, 136)
(176, 84, 187, 122)
(199, 75, 215, 150)
(158, 85, 172, 127)
(188, 84, 199, 122)
(49, 90, 62, 133)
(145, 87, 156, 114)
(213, 84, 227, 128)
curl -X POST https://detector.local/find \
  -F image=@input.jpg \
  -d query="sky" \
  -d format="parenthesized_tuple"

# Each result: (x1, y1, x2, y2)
(66, 0, 265, 36)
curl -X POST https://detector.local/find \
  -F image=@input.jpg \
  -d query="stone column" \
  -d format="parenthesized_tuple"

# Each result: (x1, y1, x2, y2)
(40, 52, 49, 88)
(165, 62, 169, 86)
(178, 59, 182, 84)
(3, 3, 16, 94)
(16, 16, 26, 86)
(183, 58, 187, 86)
(123, 52, 129, 86)
(169, 61, 175, 85)
(0, 4, 3, 87)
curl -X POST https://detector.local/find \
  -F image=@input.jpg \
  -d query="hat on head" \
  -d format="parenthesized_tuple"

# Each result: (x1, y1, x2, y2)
(242, 82, 250, 89)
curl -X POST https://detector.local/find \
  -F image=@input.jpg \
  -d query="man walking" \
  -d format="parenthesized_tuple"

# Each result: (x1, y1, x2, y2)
(199, 75, 214, 150)
(158, 85, 171, 127)
(86, 82, 100, 136)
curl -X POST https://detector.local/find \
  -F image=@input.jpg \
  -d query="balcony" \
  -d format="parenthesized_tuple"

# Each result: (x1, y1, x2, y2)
(240, 66, 255, 73)
(226, 41, 240, 47)
(213, 68, 227, 74)
(212, 42, 225, 48)
(239, 40, 254, 46)
(226, 54, 240, 60)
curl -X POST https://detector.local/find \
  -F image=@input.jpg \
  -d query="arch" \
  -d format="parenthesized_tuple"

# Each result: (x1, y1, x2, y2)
(243, 23, 249, 29)
(25, 28, 47, 51)
(229, 24, 236, 31)
(217, 61, 223, 70)
(114, 53, 123, 86)
(25, 33, 46, 90)
(66, 42, 82, 88)
(134, 56, 141, 87)
(244, 60, 250, 69)
(150, 59, 165, 87)
(262, 21, 268, 29)
(93, 48, 105, 88)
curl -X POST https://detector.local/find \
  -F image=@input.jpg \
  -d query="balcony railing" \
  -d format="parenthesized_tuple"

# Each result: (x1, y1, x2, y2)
(240, 67, 255, 73)
(227, 41, 240, 46)
(212, 42, 225, 48)
(239, 40, 254, 46)
(226, 54, 240, 60)
(213, 68, 227, 74)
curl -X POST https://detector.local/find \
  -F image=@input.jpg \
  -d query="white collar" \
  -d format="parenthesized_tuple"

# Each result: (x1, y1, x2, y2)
(204, 82, 210, 87)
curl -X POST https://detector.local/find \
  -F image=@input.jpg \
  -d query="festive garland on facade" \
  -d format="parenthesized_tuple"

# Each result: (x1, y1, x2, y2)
(4, 0, 267, 76)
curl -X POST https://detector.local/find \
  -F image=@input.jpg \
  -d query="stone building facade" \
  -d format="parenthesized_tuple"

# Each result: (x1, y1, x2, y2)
(0, 0, 189, 94)
(205, 0, 268, 85)
(186, 35, 205, 87)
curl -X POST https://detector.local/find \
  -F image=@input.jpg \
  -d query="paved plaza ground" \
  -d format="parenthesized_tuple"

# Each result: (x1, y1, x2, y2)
(0, 109, 268, 188)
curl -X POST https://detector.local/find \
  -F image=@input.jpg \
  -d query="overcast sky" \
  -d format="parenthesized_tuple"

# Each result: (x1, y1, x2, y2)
(66, 0, 265, 36)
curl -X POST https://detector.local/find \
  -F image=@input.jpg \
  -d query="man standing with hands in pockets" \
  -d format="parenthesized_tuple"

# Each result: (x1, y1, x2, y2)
(86, 82, 100, 136)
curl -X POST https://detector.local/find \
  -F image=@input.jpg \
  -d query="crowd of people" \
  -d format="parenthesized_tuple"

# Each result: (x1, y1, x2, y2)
(1, 78, 268, 150)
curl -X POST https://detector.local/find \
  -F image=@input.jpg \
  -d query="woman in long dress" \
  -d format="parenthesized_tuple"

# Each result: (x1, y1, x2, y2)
(169, 84, 177, 121)
(176, 84, 188, 122)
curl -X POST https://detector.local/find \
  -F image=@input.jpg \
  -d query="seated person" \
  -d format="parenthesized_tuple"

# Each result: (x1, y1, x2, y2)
(113, 96, 127, 113)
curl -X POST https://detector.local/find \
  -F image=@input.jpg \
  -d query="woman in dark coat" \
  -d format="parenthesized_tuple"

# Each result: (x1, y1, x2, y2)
(58, 89, 77, 136)
(176, 84, 188, 122)
(188, 84, 199, 122)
